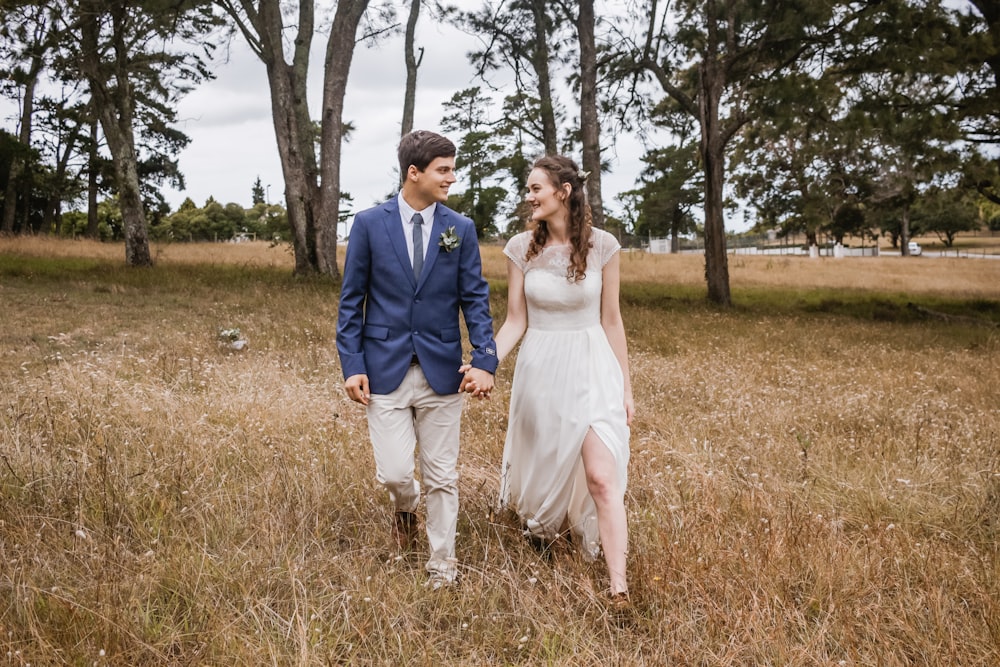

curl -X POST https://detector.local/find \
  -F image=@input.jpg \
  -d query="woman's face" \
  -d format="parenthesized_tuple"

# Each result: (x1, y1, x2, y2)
(525, 168, 570, 223)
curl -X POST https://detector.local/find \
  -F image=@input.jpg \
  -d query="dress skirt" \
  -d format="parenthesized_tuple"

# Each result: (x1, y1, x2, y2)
(499, 322, 630, 560)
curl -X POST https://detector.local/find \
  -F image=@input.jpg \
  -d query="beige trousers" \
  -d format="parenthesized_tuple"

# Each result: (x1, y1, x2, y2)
(366, 364, 464, 581)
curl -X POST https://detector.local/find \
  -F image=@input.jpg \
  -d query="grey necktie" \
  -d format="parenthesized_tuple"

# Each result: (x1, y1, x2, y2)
(411, 212, 424, 279)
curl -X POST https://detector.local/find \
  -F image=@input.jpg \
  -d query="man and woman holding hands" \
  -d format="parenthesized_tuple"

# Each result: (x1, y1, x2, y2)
(335, 130, 633, 606)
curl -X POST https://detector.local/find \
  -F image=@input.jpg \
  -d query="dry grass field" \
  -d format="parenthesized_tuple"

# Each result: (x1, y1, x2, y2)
(1, 236, 999, 665)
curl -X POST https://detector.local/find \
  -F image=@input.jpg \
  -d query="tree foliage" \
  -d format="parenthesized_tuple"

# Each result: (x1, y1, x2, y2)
(912, 185, 982, 246)
(627, 143, 701, 244)
(444, 0, 567, 156)
(616, 0, 862, 303)
(440, 87, 510, 238)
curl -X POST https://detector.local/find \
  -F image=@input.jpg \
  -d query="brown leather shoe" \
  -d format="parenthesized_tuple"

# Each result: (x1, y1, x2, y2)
(393, 511, 418, 551)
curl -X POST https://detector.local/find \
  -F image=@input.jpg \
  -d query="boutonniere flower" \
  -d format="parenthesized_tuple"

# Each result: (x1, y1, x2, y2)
(439, 226, 461, 252)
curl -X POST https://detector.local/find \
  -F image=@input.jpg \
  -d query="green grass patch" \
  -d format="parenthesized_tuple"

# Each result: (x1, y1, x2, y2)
(620, 280, 1000, 327)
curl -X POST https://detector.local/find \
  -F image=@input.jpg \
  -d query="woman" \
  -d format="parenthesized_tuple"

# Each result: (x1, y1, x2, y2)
(472, 155, 634, 605)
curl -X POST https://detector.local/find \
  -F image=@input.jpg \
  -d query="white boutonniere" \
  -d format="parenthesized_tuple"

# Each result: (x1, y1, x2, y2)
(439, 226, 461, 252)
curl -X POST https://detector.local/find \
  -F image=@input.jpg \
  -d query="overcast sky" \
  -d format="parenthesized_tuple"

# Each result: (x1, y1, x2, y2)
(163, 14, 658, 230)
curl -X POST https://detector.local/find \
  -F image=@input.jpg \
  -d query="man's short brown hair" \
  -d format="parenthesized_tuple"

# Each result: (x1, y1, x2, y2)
(398, 130, 456, 179)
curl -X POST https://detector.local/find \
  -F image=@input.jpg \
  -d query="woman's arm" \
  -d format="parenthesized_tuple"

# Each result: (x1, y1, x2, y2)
(494, 257, 528, 364)
(460, 257, 527, 394)
(600, 252, 634, 425)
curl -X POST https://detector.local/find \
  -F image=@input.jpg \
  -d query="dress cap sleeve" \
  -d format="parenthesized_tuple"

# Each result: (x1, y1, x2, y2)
(503, 232, 531, 271)
(595, 228, 621, 267)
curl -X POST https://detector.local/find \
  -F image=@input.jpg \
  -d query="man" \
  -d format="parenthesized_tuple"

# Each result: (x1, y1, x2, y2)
(336, 130, 496, 588)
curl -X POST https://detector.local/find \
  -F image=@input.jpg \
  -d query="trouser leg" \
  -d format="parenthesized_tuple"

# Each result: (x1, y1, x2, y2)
(366, 367, 421, 513)
(412, 372, 464, 580)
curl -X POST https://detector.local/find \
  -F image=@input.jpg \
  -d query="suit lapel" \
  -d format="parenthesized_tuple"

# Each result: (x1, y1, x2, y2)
(380, 200, 417, 288)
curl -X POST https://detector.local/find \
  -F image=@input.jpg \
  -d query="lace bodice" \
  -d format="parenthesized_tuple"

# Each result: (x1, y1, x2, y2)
(503, 229, 621, 331)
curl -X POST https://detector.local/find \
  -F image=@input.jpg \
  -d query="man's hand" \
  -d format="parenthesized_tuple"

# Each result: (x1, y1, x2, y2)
(459, 366, 494, 399)
(344, 374, 371, 405)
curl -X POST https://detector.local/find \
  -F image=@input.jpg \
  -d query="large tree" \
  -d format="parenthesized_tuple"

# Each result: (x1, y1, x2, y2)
(835, 0, 970, 254)
(217, 0, 370, 277)
(71, 0, 216, 266)
(33, 96, 89, 233)
(912, 184, 981, 246)
(945, 1, 1000, 204)
(0, 2, 61, 234)
(440, 86, 508, 238)
(625, 0, 865, 304)
(962, 0, 1000, 150)
(732, 84, 874, 247)
(447, 0, 564, 156)
(630, 143, 701, 249)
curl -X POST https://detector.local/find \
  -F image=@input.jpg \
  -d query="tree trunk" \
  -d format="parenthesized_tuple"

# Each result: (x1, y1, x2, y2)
(317, 0, 370, 278)
(577, 0, 604, 228)
(530, 0, 558, 155)
(671, 204, 682, 253)
(252, 0, 318, 275)
(269, 61, 317, 275)
(43, 124, 82, 233)
(698, 1, 731, 306)
(86, 114, 100, 238)
(101, 112, 151, 265)
(401, 0, 421, 139)
(900, 200, 911, 256)
(2, 54, 42, 234)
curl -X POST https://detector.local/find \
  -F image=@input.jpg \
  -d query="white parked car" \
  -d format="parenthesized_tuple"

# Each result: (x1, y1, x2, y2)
(907, 241, 922, 256)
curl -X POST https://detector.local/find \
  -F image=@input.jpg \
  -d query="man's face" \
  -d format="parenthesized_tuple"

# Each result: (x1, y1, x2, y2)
(408, 156, 457, 206)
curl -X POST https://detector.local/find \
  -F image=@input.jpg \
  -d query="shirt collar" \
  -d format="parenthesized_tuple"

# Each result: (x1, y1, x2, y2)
(398, 193, 436, 225)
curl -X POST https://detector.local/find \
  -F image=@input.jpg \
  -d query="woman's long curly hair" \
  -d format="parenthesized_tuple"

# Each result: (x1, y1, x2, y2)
(525, 155, 593, 282)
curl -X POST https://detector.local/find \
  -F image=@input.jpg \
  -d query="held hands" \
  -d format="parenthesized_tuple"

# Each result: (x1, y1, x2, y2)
(344, 374, 371, 405)
(458, 364, 494, 399)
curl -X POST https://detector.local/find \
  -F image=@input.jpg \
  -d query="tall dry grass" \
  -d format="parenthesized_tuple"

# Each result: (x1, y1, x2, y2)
(1, 237, 998, 665)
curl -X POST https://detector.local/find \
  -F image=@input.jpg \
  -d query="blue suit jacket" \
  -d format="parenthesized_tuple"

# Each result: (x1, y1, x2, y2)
(336, 198, 498, 395)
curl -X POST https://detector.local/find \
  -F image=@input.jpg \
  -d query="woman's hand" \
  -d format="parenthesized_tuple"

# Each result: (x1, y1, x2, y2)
(458, 364, 493, 398)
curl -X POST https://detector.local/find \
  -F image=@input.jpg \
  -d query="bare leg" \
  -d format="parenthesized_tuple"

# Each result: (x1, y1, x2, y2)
(581, 428, 628, 596)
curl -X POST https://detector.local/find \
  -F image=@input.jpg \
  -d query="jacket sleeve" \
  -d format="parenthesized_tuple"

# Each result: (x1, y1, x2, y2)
(456, 217, 498, 374)
(336, 214, 371, 379)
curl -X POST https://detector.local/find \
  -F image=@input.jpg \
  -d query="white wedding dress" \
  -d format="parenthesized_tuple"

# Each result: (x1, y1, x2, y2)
(499, 228, 630, 560)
